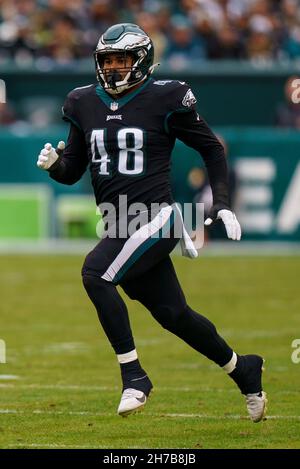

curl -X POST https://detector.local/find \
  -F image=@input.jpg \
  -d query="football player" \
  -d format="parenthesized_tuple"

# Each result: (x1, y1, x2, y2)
(37, 23, 267, 422)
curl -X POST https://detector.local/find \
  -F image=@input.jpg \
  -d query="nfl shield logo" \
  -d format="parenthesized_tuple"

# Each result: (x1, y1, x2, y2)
(110, 102, 119, 111)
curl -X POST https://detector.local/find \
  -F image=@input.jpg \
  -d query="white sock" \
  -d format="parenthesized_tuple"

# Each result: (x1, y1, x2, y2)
(222, 352, 237, 374)
(117, 349, 138, 364)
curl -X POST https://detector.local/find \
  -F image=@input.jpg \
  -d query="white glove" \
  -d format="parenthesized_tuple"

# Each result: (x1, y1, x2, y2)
(37, 141, 65, 170)
(205, 209, 242, 241)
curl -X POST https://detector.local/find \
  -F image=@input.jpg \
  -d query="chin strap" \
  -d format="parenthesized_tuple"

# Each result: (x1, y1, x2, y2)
(107, 70, 123, 90)
(105, 63, 160, 96)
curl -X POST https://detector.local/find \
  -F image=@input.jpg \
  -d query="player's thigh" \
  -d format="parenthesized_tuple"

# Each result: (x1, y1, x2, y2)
(103, 204, 181, 284)
(81, 237, 124, 278)
(82, 203, 179, 284)
(118, 234, 179, 283)
(120, 255, 186, 311)
(82, 235, 178, 284)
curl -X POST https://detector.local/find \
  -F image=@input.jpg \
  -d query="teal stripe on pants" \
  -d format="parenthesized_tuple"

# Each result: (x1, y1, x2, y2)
(112, 210, 175, 284)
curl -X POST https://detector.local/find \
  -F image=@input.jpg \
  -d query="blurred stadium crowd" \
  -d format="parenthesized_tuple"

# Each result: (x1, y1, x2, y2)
(1, 0, 300, 68)
(2, 1, 300, 128)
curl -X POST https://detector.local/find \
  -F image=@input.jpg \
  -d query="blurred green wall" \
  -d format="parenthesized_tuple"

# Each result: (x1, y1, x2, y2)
(1, 126, 300, 241)
(2, 61, 298, 125)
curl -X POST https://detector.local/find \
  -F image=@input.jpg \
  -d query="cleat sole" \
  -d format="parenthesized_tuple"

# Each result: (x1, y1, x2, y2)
(119, 403, 146, 418)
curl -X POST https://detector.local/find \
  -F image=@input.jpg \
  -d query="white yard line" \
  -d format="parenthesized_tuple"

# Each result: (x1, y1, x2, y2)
(6, 443, 109, 449)
(0, 384, 119, 391)
(0, 383, 299, 396)
(0, 408, 299, 420)
(0, 375, 20, 380)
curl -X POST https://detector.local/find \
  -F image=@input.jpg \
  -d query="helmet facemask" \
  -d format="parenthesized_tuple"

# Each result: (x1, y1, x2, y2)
(94, 48, 149, 96)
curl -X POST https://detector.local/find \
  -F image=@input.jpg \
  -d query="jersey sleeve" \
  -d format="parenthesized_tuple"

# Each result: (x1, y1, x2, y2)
(48, 123, 88, 185)
(168, 109, 230, 209)
(163, 82, 198, 133)
(62, 92, 82, 130)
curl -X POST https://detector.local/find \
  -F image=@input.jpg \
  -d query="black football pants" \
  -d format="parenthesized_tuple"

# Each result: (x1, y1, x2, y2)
(81, 207, 233, 367)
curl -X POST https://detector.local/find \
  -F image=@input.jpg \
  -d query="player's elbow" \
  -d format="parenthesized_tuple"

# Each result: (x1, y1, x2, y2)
(63, 175, 82, 185)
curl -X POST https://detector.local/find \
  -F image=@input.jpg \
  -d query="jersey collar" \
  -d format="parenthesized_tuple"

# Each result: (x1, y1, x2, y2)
(96, 78, 152, 110)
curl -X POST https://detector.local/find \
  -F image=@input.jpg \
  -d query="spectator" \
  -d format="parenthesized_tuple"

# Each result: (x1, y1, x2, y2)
(46, 16, 82, 63)
(246, 14, 275, 61)
(164, 15, 206, 68)
(135, 11, 167, 63)
(283, 23, 300, 59)
(0, 101, 17, 125)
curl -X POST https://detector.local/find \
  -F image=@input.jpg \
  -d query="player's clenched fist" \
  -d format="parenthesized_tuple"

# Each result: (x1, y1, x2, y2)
(37, 141, 65, 170)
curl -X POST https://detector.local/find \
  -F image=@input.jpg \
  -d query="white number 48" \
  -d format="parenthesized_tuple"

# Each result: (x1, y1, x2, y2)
(91, 127, 144, 176)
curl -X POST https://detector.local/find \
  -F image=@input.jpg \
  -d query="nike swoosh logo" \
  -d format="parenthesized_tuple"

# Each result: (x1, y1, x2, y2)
(136, 395, 146, 404)
(131, 375, 147, 382)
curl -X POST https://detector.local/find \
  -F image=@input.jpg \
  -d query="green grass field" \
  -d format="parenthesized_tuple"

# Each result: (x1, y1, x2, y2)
(0, 254, 300, 449)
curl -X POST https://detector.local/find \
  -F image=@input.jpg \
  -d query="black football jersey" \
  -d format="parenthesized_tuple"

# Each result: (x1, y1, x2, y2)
(49, 78, 229, 216)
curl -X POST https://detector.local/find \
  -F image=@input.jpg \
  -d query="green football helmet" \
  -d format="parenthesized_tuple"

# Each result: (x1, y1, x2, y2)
(94, 23, 156, 95)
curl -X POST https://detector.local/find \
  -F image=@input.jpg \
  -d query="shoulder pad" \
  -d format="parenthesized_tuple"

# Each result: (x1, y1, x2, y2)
(66, 84, 95, 101)
(153, 80, 197, 112)
(62, 85, 95, 128)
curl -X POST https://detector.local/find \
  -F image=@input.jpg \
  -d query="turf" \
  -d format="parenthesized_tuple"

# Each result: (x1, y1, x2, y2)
(0, 254, 299, 449)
